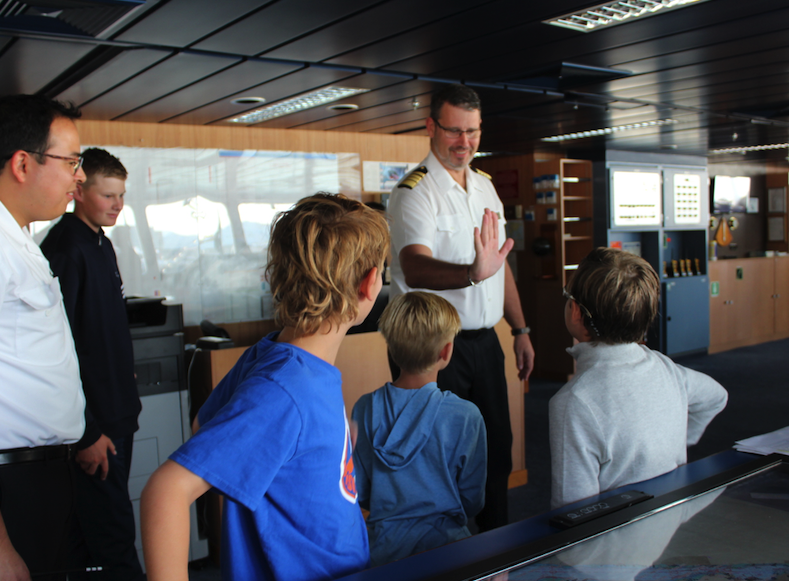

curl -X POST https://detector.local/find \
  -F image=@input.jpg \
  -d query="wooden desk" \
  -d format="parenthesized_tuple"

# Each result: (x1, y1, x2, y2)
(190, 319, 526, 478)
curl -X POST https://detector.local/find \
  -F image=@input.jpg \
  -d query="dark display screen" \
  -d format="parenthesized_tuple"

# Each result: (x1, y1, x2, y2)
(486, 463, 789, 580)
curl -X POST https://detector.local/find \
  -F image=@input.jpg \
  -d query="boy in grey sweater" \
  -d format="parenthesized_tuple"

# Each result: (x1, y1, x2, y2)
(550, 248, 727, 509)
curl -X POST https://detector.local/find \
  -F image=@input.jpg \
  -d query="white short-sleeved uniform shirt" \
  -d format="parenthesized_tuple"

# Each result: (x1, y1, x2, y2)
(389, 151, 506, 330)
(0, 200, 84, 449)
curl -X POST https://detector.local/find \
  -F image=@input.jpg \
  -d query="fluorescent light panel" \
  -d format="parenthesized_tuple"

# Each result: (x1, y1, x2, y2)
(229, 86, 370, 124)
(542, 119, 678, 142)
(545, 0, 708, 33)
(710, 143, 789, 155)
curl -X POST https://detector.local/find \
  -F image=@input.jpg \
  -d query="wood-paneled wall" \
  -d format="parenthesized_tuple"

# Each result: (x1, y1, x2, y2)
(75, 120, 428, 164)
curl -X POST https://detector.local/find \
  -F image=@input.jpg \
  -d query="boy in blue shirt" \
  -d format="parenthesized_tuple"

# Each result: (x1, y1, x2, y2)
(141, 194, 390, 581)
(352, 291, 487, 566)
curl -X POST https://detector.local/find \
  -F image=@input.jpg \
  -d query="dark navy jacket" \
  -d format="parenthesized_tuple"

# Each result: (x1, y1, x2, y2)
(41, 213, 141, 448)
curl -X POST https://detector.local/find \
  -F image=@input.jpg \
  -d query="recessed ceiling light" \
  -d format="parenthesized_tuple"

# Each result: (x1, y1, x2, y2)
(710, 143, 789, 155)
(327, 103, 359, 111)
(231, 97, 266, 105)
(545, 0, 709, 33)
(541, 119, 678, 142)
(228, 86, 370, 124)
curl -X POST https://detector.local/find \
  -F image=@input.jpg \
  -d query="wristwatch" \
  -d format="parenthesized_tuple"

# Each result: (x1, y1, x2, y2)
(511, 327, 531, 336)
(467, 266, 480, 287)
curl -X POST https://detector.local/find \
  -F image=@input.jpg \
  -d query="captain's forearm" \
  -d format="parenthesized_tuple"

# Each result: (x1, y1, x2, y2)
(401, 253, 471, 290)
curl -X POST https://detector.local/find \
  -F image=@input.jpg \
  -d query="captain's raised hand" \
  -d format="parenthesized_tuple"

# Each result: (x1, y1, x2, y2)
(469, 208, 513, 284)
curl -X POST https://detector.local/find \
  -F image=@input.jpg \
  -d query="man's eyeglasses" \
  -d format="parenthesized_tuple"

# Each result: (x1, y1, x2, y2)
(563, 286, 601, 337)
(432, 118, 481, 140)
(25, 151, 83, 175)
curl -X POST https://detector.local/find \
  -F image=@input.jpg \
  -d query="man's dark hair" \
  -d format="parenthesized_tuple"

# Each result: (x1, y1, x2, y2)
(0, 94, 81, 173)
(81, 148, 128, 186)
(429, 84, 482, 121)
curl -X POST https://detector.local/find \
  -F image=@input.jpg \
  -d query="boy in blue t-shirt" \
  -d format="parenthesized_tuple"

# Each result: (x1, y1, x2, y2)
(352, 291, 487, 566)
(141, 194, 390, 581)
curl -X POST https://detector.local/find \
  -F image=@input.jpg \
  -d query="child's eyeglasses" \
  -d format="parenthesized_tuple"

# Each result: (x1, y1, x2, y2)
(562, 287, 601, 337)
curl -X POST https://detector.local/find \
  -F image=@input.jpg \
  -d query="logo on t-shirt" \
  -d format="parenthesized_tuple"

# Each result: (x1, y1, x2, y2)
(339, 414, 358, 503)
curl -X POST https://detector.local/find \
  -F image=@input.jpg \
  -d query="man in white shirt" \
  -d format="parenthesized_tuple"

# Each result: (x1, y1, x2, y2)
(389, 84, 534, 530)
(0, 94, 87, 581)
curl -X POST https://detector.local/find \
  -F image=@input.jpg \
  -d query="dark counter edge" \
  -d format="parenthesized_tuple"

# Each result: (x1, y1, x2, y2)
(336, 450, 782, 581)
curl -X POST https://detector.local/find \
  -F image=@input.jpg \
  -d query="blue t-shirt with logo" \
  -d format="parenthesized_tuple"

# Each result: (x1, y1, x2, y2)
(171, 333, 369, 581)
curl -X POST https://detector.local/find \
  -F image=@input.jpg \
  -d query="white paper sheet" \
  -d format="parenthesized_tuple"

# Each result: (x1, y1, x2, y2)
(734, 425, 789, 456)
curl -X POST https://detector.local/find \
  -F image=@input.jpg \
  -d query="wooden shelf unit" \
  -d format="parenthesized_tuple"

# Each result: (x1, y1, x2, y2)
(533, 158, 594, 284)
(766, 169, 789, 253)
(473, 154, 594, 381)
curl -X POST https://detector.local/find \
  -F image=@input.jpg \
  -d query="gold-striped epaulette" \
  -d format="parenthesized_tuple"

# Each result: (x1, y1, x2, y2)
(398, 166, 428, 189)
(471, 166, 492, 180)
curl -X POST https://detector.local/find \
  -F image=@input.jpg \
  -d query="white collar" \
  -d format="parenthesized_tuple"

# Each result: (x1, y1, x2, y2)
(0, 198, 28, 245)
(424, 150, 478, 196)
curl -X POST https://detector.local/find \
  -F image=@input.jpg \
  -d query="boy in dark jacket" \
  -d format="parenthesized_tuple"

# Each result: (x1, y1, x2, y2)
(41, 148, 143, 580)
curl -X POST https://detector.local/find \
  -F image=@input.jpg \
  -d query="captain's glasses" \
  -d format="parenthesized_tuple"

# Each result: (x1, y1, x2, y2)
(25, 151, 83, 175)
(432, 118, 481, 140)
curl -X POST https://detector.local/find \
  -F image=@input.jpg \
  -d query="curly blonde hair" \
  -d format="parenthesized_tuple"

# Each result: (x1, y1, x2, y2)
(266, 193, 390, 337)
(380, 291, 461, 374)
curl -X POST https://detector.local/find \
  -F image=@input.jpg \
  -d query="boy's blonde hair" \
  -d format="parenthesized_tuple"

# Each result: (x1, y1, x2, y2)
(267, 193, 389, 337)
(379, 291, 461, 374)
(567, 247, 660, 344)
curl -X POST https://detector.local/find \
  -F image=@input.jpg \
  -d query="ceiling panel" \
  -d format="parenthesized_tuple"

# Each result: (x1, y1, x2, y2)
(80, 51, 241, 119)
(254, 77, 429, 129)
(0, 0, 787, 160)
(117, 59, 301, 123)
(191, 0, 382, 57)
(363, 120, 427, 136)
(570, 9, 789, 76)
(56, 48, 173, 106)
(165, 67, 359, 125)
(410, 0, 775, 83)
(327, 107, 429, 133)
(115, 0, 268, 48)
(264, 0, 485, 63)
(302, 100, 432, 132)
(325, 1, 533, 71)
(0, 37, 95, 95)
(596, 51, 789, 100)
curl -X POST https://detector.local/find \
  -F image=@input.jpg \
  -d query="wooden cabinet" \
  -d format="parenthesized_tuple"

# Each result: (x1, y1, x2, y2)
(189, 322, 526, 477)
(709, 256, 789, 353)
(775, 256, 789, 335)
